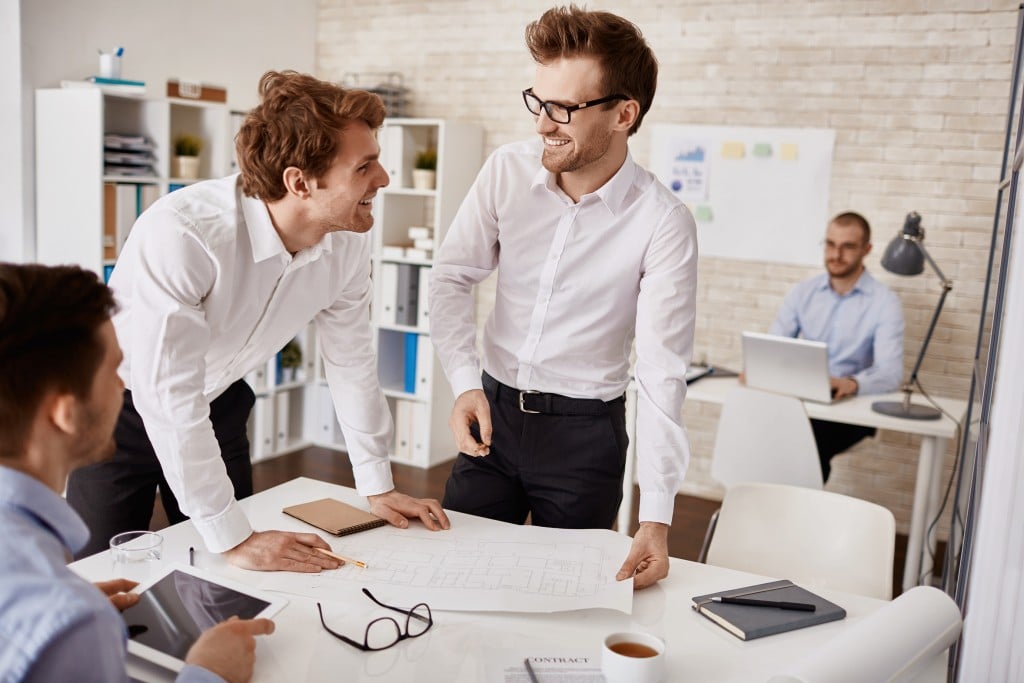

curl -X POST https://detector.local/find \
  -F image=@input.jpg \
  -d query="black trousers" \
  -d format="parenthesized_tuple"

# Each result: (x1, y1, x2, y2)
(811, 418, 876, 482)
(67, 380, 255, 558)
(442, 373, 629, 530)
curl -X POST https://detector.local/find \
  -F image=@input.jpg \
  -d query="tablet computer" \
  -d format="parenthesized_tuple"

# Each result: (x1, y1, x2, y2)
(122, 563, 287, 672)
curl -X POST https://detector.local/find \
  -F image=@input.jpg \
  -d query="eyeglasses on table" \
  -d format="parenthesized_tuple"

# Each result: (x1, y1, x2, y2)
(317, 587, 433, 651)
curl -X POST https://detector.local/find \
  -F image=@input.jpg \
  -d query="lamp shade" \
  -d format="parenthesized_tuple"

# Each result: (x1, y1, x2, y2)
(881, 211, 925, 276)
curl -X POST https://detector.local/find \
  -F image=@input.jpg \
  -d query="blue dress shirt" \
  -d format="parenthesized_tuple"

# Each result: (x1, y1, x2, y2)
(0, 466, 222, 683)
(769, 269, 904, 395)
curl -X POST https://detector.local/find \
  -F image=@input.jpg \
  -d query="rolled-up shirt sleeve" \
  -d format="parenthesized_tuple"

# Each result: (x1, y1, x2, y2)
(634, 205, 698, 525)
(120, 208, 252, 553)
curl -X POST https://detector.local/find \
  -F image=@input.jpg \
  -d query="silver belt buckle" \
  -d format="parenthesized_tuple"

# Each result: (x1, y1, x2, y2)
(519, 390, 541, 414)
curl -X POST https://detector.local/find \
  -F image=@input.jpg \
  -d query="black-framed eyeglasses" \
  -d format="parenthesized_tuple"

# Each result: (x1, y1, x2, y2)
(522, 88, 629, 124)
(317, 588, 433, 651)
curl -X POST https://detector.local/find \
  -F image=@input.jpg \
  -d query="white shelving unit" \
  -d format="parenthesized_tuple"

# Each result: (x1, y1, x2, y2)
(34, 87, 312, 465)
(311, 118, 484, 468)
(35, 87, 231, 279)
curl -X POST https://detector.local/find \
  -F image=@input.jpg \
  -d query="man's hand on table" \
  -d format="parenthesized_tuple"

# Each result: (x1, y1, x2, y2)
(616, 521, 670, 590)
(95, 578, 140, 611)
(223, 530, 341, 572)
(369, 489, 450, 531)
(186, 616, 275, 683)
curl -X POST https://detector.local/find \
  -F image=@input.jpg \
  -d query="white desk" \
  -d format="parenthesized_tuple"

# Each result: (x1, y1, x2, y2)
(72, 477, 945, 683)
(620, 377, 967, 593)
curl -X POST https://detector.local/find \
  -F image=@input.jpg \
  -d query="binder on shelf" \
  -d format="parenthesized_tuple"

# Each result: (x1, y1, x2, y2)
(691, 580, 846, 641)
(415, 335, 433, 397)
(410, 401, 430, 464)
(316, 385, 339, 443)
(403, 333, 418, 393)
(250, 396, 274, 462)
(416, 266, 431, 329)
(274, 391, 291, 452)
(395, 263, 420, 326)
(377, 262, 399, 325)
(394, 399, 413, 459)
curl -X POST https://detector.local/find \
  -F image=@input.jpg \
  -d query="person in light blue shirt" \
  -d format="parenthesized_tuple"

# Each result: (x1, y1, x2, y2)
(0, 263, 274, 683)
(769, 212, 904, 480)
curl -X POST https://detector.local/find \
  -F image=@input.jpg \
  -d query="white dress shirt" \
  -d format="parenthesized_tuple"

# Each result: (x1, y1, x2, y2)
(110, 174, 394, 552)
(430, 139, 698, 525)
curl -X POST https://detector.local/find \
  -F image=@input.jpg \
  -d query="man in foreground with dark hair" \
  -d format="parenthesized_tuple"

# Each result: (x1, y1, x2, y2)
(770, 211, 905, 480)
(0, 263, 274, 683)
(67, 70, 448, 567)
(430, 5, 698, 589)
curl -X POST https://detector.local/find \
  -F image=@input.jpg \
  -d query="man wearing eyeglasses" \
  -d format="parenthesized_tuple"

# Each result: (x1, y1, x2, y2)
(429, 6, 697, 590)
(769, 212, 904, 481)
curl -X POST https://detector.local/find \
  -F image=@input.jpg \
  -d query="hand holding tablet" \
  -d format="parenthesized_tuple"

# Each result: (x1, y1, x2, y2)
(121, 564, 286, 675)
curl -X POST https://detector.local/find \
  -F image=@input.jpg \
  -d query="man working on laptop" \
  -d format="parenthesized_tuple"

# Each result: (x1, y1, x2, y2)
(769, 211, 904, 481)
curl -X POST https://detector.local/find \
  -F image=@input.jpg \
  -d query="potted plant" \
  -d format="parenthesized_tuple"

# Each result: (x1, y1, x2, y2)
(412, 148, 437, 190)
(172, 134, 202, 180)
(278, 338, 302, 384)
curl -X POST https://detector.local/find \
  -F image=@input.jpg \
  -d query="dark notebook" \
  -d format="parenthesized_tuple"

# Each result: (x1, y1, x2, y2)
(282, 497, 387, 536)
(691, 580, 846, 641)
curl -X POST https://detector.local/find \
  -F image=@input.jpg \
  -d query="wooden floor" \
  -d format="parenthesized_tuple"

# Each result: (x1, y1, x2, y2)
(154, 445, 928, 595)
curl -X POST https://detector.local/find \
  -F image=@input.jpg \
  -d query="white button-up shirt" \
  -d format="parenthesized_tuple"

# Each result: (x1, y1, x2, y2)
(430, 139, 698, 524)
(110, 174, 393, 552)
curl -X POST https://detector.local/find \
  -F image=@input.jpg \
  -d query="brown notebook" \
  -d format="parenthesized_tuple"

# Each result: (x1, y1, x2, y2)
(282, 498, 387, 536)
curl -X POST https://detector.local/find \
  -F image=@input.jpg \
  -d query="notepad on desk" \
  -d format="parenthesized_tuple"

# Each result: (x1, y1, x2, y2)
(692, 580, 846, 641)
(282, 498, 387, 536)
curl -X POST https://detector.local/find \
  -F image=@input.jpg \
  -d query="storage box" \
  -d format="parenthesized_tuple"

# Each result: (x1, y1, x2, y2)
(167, 79, 227, 103)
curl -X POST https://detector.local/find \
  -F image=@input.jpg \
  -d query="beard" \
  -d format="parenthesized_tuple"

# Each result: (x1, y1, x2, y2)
(541, 127, 613, 174)
(826, 259, 861, 279)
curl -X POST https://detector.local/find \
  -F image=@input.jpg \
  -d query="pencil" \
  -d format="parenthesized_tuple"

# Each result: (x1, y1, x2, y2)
(314, 546, 368, 568)
(523, 658, 540, 683)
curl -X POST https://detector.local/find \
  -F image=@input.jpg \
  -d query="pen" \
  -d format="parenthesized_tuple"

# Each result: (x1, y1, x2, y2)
(523, 657, 540, 683)
(711, 596, 816, 611)
(314, 546, 368, 568)
(189, 546, 194, 566)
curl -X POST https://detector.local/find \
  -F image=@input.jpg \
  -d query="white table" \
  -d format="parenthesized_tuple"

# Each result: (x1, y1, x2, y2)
(72, 477, 945, 683)
(621, 377, 968, 593)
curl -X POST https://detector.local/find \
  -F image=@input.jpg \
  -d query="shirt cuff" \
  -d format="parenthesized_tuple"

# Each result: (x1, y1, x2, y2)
(638, 492, 675, 526)
(177, 664, 227, 683)
(449, 365, 484, 399)
(352, 459, 395, 497)
(191, 499, 254, 554)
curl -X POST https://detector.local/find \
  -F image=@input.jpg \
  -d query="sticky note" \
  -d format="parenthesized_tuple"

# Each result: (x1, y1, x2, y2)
(753, 143, 772, 158)
(721, 142, 745, 159)
(780, 143, 799, 161)
(695, 205, 713, 222)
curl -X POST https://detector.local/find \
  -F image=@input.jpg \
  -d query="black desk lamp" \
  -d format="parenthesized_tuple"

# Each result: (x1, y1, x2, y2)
(871, 211, 952, 420)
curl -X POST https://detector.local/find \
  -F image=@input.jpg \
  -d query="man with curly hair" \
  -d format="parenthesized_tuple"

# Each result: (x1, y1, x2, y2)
(67, 71, 449, 569)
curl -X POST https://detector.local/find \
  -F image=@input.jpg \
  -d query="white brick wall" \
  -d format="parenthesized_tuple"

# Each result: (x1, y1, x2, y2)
(316, 0, 1019, 536)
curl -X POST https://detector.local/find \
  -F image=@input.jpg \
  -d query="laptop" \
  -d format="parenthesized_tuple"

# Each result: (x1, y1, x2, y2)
(741, 332, 836, 403)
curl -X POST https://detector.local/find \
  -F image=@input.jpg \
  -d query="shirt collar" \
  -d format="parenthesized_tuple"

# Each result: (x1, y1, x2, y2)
(238, 176, 334, 265)
(816, 268, 876, 295)
(530, 144, 637, 215)
(0, 465, 90, 556)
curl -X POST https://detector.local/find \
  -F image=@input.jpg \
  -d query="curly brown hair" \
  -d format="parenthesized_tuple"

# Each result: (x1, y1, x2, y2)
(525, 5, 657, 136)
(0, 263, 116, 459)
(236, 70, 386, 201)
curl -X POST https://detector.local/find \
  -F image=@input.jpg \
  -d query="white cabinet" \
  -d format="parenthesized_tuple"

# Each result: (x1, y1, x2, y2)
(35, 88, 231, 279)
(312, 118, 484, 468)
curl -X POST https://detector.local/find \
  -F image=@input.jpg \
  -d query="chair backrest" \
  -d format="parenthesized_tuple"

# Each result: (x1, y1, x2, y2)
(705, 482, 895, 599)
(711, 386, 824, 490)
(767, 586, 962, 683)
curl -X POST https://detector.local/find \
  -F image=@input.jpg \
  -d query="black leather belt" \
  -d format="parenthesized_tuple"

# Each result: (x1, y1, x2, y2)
(482, 372, 623, 416)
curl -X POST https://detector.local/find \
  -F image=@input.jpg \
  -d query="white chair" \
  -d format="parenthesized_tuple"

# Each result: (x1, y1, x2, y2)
(697, 387, 823, 560)
(711, 386, 823, 490)
(767, 586, 962, 683)
(705, 482, 896, 600)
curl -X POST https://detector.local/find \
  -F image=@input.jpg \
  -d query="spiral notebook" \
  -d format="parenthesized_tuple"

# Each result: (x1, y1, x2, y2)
(282, 497, 387, 536)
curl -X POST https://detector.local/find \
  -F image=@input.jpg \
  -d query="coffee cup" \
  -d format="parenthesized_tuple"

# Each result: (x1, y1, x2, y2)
(601, 631, 666, 683)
